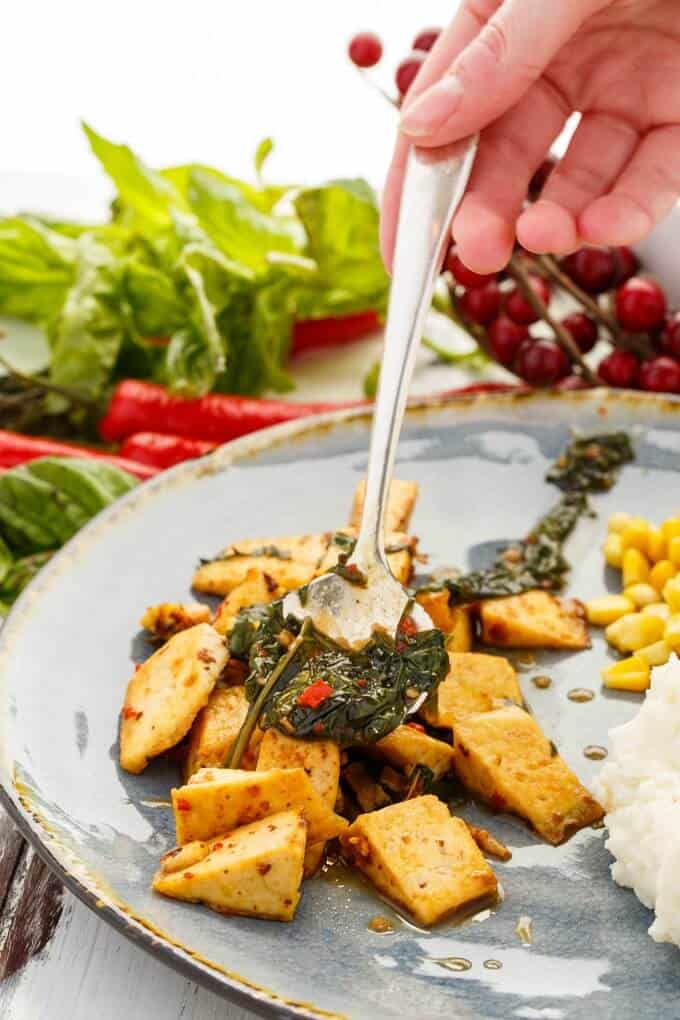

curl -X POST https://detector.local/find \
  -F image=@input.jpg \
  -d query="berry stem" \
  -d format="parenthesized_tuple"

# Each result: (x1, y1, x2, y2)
(508, 255, 598, 384)
(357, 69, 400, 108)
(537, 254, 621, 340)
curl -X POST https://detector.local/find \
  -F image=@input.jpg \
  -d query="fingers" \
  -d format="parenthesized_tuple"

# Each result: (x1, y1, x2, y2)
(517, 112, 640, 253)
(579, 126, 680, 245)
(452, 80, 568, 272)
(399, 0, 604, 146)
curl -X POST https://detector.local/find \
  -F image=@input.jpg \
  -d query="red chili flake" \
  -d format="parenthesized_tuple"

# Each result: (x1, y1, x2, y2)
(343, 564, 362, 579)
(197, 649, 216, 664)
(398, 615, 417, 637)
(134, 664, 142, 672)
(356, 678, 368, 689)
(406, 722, 426, 733)
(313, 722, 326, 735)
(212, 841, 224, 851)
(176, 798, 192, 812)
(297, 679, 333, 709)
(121, 706, 142, 720)
(396, 640, 407, 654)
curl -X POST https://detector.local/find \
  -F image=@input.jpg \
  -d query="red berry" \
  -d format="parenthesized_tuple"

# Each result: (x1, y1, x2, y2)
(598, 349, 639, 388)
(395, 52, 425, 95)
(445, 251, 496, 289)
(562, 247, 616, 294)
(528, 157, 556, 199)
(505, 275, 551, 325)
(562, 312, 598, 354)
(348, 32, 383, 68)
(556, 374, 590, 391)
(613, 246, 639, 285)
(412, 27, 441, 52)
(638, 356, 680, 394)
(459, 282, 501, 325)
(616, 277, 667, 332)
(515, 340, 570, 386)
(660, 313, 680, 359)
(488, 316, 529, 367)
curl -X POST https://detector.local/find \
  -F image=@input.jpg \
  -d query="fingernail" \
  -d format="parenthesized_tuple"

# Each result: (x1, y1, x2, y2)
(400, 76, 463, 136)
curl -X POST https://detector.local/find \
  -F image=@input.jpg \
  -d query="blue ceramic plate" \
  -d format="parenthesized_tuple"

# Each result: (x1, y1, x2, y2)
(2, 389, 680, 1019)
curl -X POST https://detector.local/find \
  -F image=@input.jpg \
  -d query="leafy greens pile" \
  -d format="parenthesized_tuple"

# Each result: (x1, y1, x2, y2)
(229, 600, 449, 747)
(0, 456, 138, 614)
(0, 125, 388, 406)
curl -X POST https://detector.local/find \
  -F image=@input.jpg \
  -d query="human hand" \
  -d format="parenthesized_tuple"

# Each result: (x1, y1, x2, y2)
(381, 0, 680, 273)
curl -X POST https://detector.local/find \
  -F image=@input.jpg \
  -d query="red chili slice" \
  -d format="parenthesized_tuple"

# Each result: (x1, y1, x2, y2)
(297, 680, 334, 709)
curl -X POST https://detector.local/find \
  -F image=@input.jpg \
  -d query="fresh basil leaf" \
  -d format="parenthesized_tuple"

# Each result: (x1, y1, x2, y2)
(0, 218, 76, 321)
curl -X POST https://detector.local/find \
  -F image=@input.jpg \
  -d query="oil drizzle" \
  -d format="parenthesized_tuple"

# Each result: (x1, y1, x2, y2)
(584, 744, 608, 761)
(568, 688, 595, 703)
(532, 675, 552, 689)
(367, 915, 395, 935)
(433, 957, 472, 973)
(483, 959, 503, 970)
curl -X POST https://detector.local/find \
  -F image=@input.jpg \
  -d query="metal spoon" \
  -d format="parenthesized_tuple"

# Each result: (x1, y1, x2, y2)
(284, 138, 478, 649)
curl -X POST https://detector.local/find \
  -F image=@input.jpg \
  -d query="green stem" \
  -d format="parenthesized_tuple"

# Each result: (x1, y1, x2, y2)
(226, 618, 313, 768)
(0, 354, 100, 411)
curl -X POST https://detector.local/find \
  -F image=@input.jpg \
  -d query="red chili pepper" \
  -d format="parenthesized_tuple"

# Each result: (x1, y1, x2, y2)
(0, 429, 158, 480)
(297, 679, 334, 709)
(175, 798, 192, 812)
(120, 432, 217, 469)
(291, 311, 381, 357)
(121, 706, 142, 720)
(99, 380, 364, 443)
(406, 722, 426, 733)
(398, 615, 418, 637)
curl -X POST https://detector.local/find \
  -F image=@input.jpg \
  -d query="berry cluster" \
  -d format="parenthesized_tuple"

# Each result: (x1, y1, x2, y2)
(349, 30, 680, 394)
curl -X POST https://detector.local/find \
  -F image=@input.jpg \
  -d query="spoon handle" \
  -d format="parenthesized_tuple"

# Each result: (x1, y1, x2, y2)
(352, 137, 478, 569)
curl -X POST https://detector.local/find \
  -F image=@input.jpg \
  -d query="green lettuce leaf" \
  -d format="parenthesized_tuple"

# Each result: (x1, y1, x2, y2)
(0, 218, 76, 321)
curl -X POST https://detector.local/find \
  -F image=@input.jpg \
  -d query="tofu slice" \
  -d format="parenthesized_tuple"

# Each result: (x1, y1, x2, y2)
(120, 623, 227, 774)
(371, 725, 454, 780)
(340, 796, 497, 926)
(479, 591, 589, 649)
(140, 602, 212, 640)
(213, 568, 286, 635)
(192, 533, 329, 596)
(350, 479, 419, 533)
(420, 652, 522, 729)
(257, 729, 342, 876)
(315, 528, 415, 586)
(153, 810, 306, 921)
(342, 762, 391, 813)
(185, 686, 262, 779)
(415, 591, 473, 651)
(173, 766, 348, 847)
(453, 706, 604, 844)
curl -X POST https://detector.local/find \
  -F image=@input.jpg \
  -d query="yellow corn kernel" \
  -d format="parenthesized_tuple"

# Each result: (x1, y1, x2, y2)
(603, 533, 623, 569)
(649, 560, 677, 593)
(608, 512, 634, 534)
(620, 519, 651, 555)
(624, 583, 661, 609)
(585, 595, 635, 626)
(622, 548, 650, 588)
(602, 655, 651, 692)
(605, 612, 665, 652)
(668, 536, 680, 567)
(647, 529, 667, 563)
(662, 517, 680, 542)
(642, 602, 672, 622)
(664, 576, 680, 612)
(665, 615, 680, 651)
(638, 640, 672, 668)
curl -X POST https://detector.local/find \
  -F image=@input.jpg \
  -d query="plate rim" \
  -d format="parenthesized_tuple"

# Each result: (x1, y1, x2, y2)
(2, 385, 680, 1018)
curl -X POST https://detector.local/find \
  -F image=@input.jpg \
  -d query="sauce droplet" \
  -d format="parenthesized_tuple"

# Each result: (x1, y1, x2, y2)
(584, 744, 608, 760)
(568, 688, 595, 703)
(532, 675, 552, 689)
(483, 959, 503, 970)
(515, 653, 537, 672)
(434, 957, 472, 973)
(367, 915, 395, 935)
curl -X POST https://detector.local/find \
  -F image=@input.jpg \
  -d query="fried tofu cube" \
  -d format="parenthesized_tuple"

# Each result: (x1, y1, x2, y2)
(192, 533, 329, 596)
(120, 624, 227, 774)
(415, 591, 473, 651)
(140, 602, 212, 640)
(315, 529, 415, 586)
(173, 767, 348, 847)
(185, 686, 262, 779)
(213, 568, 285, 635)
(257, 729, 341, 876)
(343, 762, 391, 813)
(371, 725, 454, 780)
(340, 796, 497, 926)
(350, 479, 419, 533)
(153, 810, 306, 921)
(479, 591, 589, 649)
(453, 706, 603, 844)
(420, 652, 522, 729)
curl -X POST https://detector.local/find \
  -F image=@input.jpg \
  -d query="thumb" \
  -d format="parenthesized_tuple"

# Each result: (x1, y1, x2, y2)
(399, 0, 605, 145)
